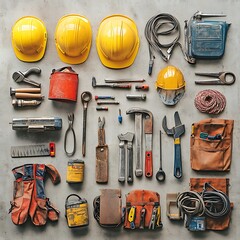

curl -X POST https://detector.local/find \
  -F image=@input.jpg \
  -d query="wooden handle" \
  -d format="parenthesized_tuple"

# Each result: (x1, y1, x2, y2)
(15, 93, 44, 99)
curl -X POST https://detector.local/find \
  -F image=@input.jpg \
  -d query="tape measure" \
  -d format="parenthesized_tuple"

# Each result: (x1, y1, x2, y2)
(65, 194, 89, 228)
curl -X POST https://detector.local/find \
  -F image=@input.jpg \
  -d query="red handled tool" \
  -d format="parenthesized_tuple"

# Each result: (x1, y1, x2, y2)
(144, 111, 153, 178)
(135, 84, 149, 91)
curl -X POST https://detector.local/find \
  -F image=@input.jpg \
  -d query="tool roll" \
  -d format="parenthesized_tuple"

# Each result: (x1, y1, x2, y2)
(9, 164, 60, 226)
(124, 190, 162, 230)
(190, 178, 233, 230)
(93, 189, 122, 227)
(190, 118, 234, 171)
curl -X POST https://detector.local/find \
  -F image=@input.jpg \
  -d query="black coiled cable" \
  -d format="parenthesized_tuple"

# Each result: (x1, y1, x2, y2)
(201, 183, 231, 219)
(176, 183, 231, 220)
(145, 13, 181, 75)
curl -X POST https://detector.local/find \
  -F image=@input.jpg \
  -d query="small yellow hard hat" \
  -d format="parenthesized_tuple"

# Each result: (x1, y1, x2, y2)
(96, 14, 140, 69)
(156, 65, 185, 90)
(12, 16, 47, 62)
(55, 14, 92, 64)
(155, 66, 185, 105)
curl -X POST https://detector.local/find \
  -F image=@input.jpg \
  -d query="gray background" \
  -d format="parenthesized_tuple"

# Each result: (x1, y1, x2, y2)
(0, 0, 239, 239)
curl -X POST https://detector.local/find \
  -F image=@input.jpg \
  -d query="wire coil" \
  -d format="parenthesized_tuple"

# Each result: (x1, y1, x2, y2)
(201, 183, 231, 219)
(176, 183, 231, 219)
(144, 13, 181, 75)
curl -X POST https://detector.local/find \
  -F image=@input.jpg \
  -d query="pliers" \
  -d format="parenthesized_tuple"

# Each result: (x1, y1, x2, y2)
(195, 72, 236, 85)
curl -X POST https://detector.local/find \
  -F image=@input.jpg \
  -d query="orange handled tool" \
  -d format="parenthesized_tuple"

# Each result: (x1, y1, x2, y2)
(135, 84, 149, 91)
(144, 112, 153, 178)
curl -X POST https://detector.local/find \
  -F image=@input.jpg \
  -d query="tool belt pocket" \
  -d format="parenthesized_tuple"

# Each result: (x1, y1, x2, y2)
(124, 190, 162, 230)
(190, 119, 234, 171)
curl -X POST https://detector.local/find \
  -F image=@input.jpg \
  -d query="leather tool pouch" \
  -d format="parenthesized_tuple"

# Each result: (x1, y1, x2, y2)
(190, 178, 232, 230)
(93, 189, 122, 227)
(96, 127, 108, 183)
(190, 118, 234, 171)
(48, 67, 79, 102)
(124, 190, 162, 230)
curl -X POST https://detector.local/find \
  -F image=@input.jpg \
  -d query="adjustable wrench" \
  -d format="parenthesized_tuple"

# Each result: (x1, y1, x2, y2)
(12, 67, 41, 87)
(162, 111, 185, 179)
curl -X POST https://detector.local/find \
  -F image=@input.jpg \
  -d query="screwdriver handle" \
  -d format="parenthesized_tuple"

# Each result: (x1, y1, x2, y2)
(135, 84, 149, 91)
(112, 84, 131, 89)
(10, 87, 41, 95)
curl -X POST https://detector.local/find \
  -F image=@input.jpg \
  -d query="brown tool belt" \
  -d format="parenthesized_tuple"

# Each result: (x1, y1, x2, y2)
(124, 190, 162, 230)
(190, 118, 234, 171)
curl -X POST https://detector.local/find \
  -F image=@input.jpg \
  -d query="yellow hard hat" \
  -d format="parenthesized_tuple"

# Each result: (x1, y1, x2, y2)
(12, 16, 47, 62)
(155, 66, 185, 90)
(55, 14, 92, 64)
(96, 14, 140, 69)
(155, 66, 185, 105)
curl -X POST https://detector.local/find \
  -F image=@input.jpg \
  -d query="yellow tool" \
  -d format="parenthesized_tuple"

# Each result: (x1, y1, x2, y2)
(156, 206, 163, 227)
(128, 206, 136, 229)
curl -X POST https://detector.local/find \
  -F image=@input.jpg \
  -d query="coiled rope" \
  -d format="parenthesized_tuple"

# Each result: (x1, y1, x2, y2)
(194, 89, 226, 114)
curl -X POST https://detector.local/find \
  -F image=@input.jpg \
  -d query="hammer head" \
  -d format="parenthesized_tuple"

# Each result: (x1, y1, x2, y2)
(92, 77, 97, 88)
(126, 107, 152, 118)
(118, 132, 134, 142)
(126, 107, 153, 133)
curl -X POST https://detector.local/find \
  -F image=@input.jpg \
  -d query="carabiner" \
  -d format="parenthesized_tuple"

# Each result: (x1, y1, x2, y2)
(64, 113, 76, 157)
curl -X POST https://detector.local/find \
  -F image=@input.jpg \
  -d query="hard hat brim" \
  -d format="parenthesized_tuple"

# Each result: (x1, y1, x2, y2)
(96, 41, 139, 69)
(12, 43, 47, 62)
(56, 44, 91, 65)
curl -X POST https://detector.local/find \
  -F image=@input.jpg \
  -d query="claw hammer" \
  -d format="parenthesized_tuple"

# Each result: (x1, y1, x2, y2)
(126, 108, 153, 178)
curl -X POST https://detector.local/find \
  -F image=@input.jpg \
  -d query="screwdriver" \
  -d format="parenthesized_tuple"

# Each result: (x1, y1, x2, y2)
(118, 109, 122, 124)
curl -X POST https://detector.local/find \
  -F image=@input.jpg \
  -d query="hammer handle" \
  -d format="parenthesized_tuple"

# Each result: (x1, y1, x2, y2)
(14, 93, 44, 99)
(145, 151, 153, 178)
(12, 88, 41, 93)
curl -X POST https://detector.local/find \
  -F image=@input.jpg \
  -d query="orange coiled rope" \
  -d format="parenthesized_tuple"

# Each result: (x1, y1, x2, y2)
(194, 89, 226, 114)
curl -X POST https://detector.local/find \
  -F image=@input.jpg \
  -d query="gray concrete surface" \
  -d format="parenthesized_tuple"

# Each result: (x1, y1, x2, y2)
(0, 0, 239, 239)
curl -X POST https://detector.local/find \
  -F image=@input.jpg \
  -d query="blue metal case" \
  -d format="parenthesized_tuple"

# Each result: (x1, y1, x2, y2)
(189, 20, 230, 59)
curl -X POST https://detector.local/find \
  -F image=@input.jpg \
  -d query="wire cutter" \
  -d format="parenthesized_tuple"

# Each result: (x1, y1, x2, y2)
(195, 72, 236, 85)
